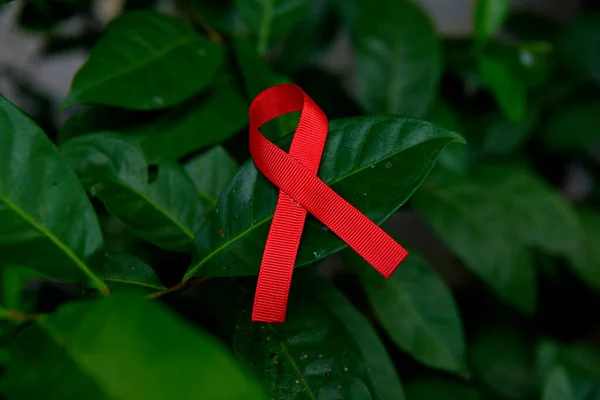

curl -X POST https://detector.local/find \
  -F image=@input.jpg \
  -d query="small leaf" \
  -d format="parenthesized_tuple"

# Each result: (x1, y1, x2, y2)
(235, 0, 311, 54)
(405, 378, 483, 400)
(183, 145, 239, 206)
(0, 295, 267, 399)
(474, 0, 510, 47)
(470, 328, 537, 399)
(185, 116, 463, 279)
(0, 95, 106, 292)
(542, 367, 600, 400)
(232, 38, 297, 139)
(61, 133, 205, 251)
(543, 101, 600, 151)
(351, 0, 442, 117)
(233, 272, 405, 399)
(136, 77, 248, 162)
(478, 53, 527, 122)
(558, 13, 600, 85)
(349, 250, 468, 377)
(62, 11, 224, 110)
(103, 253, 165, 293)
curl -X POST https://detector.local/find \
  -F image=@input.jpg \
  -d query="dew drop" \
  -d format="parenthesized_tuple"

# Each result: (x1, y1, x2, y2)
(371, 165, 375, 168)
(386, 161, 392, 169)
(344, 367, 348, 372)
(295, 380, 300, 384)
(152, 96, 164, 105)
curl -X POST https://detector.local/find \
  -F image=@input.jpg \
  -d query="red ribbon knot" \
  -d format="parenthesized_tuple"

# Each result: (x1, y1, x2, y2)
(249, 84, 408, 323)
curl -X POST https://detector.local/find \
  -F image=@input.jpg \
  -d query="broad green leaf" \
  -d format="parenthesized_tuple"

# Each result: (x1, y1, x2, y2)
(474, 0, 509, 47)
(412, 170, 536, 313)
(414, 165, 580, 312)
(235, 0, 311, 54)
(0, 95, 106, 292)
(185, 116, 463, 279)
(543, 102, 600, 151)
(136, 77, 248, 162)
(558, 13, 600, 85)
(405, 378, 482, 400)
(61, 133, 205, 251)
(0, 295, 267, 400)
(470, 328, 537, 399)
(103, 253, 165, 293)
(62, 11, 224, 110)
(542, 367, 600, 400)
(428, 99, 468, 174)
(352, 0, 442, 117)
(183, 145, 239, 207)
(234, 273, 405, 400)
(349, 250, 468, 377)
(232, 38, 297, 139)
(478, 54, 526, 122)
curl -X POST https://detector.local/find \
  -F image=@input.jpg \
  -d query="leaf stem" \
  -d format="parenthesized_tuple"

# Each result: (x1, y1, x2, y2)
(146, 277, 210, 299)
(175, 0, 224, 44)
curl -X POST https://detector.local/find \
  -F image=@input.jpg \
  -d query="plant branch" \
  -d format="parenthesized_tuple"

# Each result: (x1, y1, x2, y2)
(146, 277, 210, 299)
(175, 0, 224, 44)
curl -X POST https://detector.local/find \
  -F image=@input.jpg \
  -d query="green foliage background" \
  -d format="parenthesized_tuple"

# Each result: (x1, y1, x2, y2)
(0, 0, 599, 399)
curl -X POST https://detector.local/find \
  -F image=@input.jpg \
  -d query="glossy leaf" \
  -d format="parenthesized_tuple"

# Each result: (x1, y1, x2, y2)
(62, 11, 224, 110)
(349, 250, 468, 377)
(103, 253, 165, 294)
(470, 328, 537, 399)
(558, 13, 600, 85)
(352, 0, 442, 117)
(0, 295, 267, 400)
(185, 115, 463, 280)
(412, 170, 536, 313)
(136, 77, 248, 162)
(61, 133, 205, 251)
(405, 378, 483, 400)
(474, 0, 509, 47)
(543, 102, 600, 151)
(183, 145, 239, 207)
(0, 95, 105, 292)
(233, 273, 405, 400)
(235, 0, 311, 54)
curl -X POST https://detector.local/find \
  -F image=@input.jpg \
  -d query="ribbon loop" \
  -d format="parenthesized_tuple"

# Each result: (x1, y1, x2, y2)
(250, 84, 408, 323)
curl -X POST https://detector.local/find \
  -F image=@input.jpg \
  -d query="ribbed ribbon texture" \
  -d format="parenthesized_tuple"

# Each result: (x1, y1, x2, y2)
(250, 84, 409, 323)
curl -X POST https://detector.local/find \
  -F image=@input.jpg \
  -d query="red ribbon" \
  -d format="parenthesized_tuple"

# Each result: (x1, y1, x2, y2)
(250, 84, 408, 323)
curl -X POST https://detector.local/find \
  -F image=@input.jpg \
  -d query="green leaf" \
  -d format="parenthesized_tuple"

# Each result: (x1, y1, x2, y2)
(543, 102, 600, 151)
(183, 145, 239, 206)
(405, 378, 483, 400)
(478, 53, 527, 122)
(412, 170, 536, 313)
(232, 38, 297, 139)
(428, 99, 468, 174)
(414, 165, 580, 312)
(62, 11, 224, 110)
(0, 295, 267, 399)
(537, 339, 600, 384)
(233, 273, 405, 400)
(103, 253, 165, 293)
(474, 0, 509, 47)
(542, 367, 600, 400)
(61, 133, 205, 251)
(235, 0, 311, 54)
(558, 13, 600, 85)
(0, 95, 106, 292)
(352, 0, 442, 117)
(349, 250, 468, 377)
(136, 77, 248, 162)
(0, 265, 42, 311)
(482, 111, 539, 155)
(470, 328, 537, 399)
(185, 116, 463, 280)
(567, 210, 600, 292)
(0, 308, 9, 321)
